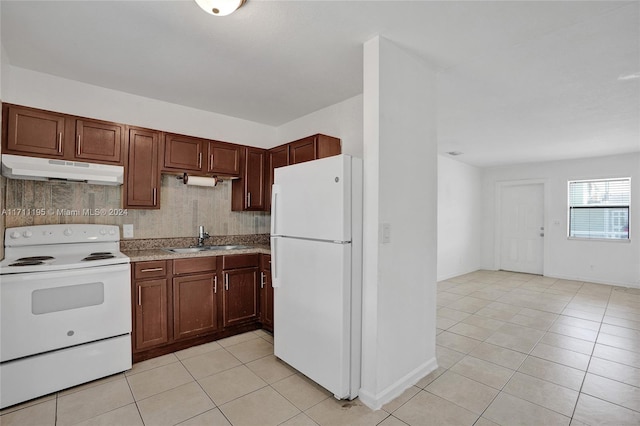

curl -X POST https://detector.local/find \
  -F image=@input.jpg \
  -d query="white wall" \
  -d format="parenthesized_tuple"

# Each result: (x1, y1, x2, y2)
(277, 94, 363, 158)
(438, 155, 483, 280)
(360, 36, 438, 410)
(2, 65, 278, 148)
(482, 153, 640, 287)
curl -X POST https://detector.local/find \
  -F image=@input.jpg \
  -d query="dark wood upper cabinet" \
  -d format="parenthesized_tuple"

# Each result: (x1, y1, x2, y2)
(162, 133, 203, 172)
(75, 119, 123, 164)
(125, 127, 161, 209)
(266, 144, 289, 211)
(232, 147, 266, 211)
(206, 141, 241, 175)
(4, 105, 66, 157)
(289, 134, 341, 165)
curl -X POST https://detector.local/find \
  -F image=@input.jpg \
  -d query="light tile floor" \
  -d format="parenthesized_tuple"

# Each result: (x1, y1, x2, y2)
(3, 270, 640, 425)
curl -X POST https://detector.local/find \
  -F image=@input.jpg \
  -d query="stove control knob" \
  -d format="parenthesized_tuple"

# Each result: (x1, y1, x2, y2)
(22, 230, 33, 238)
(63, 228, 73, 237)
(99, 229, 107, 235)
(108, 229, 116, 235)
(10, 231, 21, 239)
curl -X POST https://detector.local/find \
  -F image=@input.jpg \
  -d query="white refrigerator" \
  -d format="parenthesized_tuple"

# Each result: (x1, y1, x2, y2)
(271, 154, 362, 400)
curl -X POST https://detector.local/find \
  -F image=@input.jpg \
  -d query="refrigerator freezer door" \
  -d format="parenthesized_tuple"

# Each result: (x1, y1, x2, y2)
(272, 155, 351, 242)
(272, 236, 354, 399)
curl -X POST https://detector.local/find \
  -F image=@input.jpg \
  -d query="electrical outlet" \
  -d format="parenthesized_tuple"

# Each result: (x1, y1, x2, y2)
(123, 224, 134, 239)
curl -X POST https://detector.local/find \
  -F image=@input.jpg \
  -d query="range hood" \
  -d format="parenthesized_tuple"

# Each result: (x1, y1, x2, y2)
(1, 154, 124, 186)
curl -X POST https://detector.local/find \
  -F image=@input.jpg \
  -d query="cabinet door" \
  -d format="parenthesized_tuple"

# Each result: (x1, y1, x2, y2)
(289, 136, 316, 165)
(134, 278, 169, 351)
(260, 270, 274, 331)
(245, 148, 266, 210)
(206, 141, 241, 175)
(266, 145, 288, 211)
(125, 128, 160, 209)
(75, 119, 123, 164)
(163, 134, 202, 172)
(5, 105, 65, 157)
(223, 268, 259, 327)
(173, 273, 219, 340)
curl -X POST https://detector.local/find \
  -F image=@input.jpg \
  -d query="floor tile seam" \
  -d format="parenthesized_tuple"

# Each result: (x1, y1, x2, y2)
(597, 329, 640, 345)
(575, 391, 640, 416)
(267, 377, 327, 414)
(376, 414, 409, 426)
(0, 394, 56, 417)
(218, 335, 262, 350)
(125, 359, 182, 378)
(580, 369, 640, 395)
(450, 359, 518, 393)
(497, 386, 577, 419)
(206, 379, 272, 411)
(509, 368, 582, 394)
(54, 393, 59, 426)
(569, 291, 611, 421)
(421, 388, 486, 419)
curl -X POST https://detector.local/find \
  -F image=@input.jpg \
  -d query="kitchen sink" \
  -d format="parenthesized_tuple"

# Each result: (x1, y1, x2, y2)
(164, 245, 252, 254)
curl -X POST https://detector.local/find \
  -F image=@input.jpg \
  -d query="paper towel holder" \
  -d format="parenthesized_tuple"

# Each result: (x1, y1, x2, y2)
(177, 173, 219, 187)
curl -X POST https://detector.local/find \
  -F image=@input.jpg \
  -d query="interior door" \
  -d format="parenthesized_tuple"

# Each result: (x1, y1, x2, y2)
(499, 183, 544, 274)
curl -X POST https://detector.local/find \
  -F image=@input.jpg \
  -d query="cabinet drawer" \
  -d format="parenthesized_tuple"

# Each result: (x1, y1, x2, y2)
(173, 256, 217, 275)
(222, 254, 259, 270)
(134, 260, 168, 279)
(261, 254, 271, 271)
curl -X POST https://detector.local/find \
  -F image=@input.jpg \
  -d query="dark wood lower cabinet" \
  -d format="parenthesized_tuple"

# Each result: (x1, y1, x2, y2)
(173, 273, 220, 340)
(223, 268, 259, 327)
(134, 278, 169, 351)
(260, 254, 273, 332)
(131, 254, 268, 363)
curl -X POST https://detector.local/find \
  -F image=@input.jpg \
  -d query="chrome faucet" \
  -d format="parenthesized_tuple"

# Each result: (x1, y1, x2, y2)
(197, 225, 210, 246)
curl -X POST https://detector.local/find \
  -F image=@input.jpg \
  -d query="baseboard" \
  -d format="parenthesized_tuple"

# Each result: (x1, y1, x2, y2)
(358, 357, 438, 410)
(437, 266, 481, 282)
(544, 273, 639, 289)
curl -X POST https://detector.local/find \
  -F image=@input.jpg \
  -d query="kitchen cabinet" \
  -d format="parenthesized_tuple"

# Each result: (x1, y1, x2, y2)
(259, 254, 273, 331)
(162, 133, 203, 172)
(74, 119, 123, 164)
(231, 147, 266, 211)
(206, 140, 241, 175)
(265, 145, 289, 211)
(222, 254, 259, 327)
(289, 134, 341, 165)
(124, 127, 161, 209)
(172, 257, 220, 341)
(2, 104, 124, 165)
(264, 134, 341, 212)
(162, 133, 241, 176)
(132, 261, 170, 351)
(3, 105, 66, 157)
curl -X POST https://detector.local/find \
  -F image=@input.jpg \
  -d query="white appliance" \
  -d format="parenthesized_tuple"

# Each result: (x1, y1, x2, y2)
(1, 154, 124, 185)
(0, 224, 131, 409)
(271, 154, 362, 400)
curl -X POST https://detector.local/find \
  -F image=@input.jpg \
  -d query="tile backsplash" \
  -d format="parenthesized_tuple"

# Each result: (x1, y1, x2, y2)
(1, 174, 270, 240)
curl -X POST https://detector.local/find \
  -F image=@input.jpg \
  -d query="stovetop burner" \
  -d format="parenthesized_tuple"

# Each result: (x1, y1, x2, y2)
(17, 256, 55, 262)
(9, 260, 46, 267)
(82, 254, 116, 261)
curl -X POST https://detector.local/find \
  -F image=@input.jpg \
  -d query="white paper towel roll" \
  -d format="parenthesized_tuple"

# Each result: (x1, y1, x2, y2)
(185, 176, 218, 187)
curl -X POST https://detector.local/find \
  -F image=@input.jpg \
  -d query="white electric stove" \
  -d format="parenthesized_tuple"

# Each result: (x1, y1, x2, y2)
(0, 224, 132, 409)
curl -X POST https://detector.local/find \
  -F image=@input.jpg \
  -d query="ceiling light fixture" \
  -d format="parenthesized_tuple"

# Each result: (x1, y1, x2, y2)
(195, 0, 246, 16)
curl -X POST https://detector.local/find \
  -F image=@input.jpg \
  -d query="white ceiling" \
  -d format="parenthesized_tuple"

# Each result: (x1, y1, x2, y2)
(1, 0, 639, 167)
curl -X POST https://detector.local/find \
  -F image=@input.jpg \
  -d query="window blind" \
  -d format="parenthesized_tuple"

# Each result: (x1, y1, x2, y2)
(568, 178, 630, 240)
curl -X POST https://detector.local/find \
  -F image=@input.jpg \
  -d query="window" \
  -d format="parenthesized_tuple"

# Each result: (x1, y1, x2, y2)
(568, 178, 630, 240)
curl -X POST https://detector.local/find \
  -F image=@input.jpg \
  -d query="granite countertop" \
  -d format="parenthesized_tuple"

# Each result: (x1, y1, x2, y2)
(124, 244, 271, 262)
(120, 234, 271, 262)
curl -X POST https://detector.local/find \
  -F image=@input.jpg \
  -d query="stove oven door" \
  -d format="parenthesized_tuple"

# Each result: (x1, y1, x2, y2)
(0, 263, 131, 362)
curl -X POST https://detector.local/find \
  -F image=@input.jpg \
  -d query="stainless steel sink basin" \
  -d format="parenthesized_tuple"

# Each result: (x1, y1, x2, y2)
(164, 245, 251, 254)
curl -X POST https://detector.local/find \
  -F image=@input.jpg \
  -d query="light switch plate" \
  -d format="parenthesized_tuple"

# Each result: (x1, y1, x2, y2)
(123, 224, 134, 239)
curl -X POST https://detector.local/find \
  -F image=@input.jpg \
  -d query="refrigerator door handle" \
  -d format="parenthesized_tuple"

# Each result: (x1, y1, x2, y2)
(271, 185, 280, 236)
(271, 237, 279, 288)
